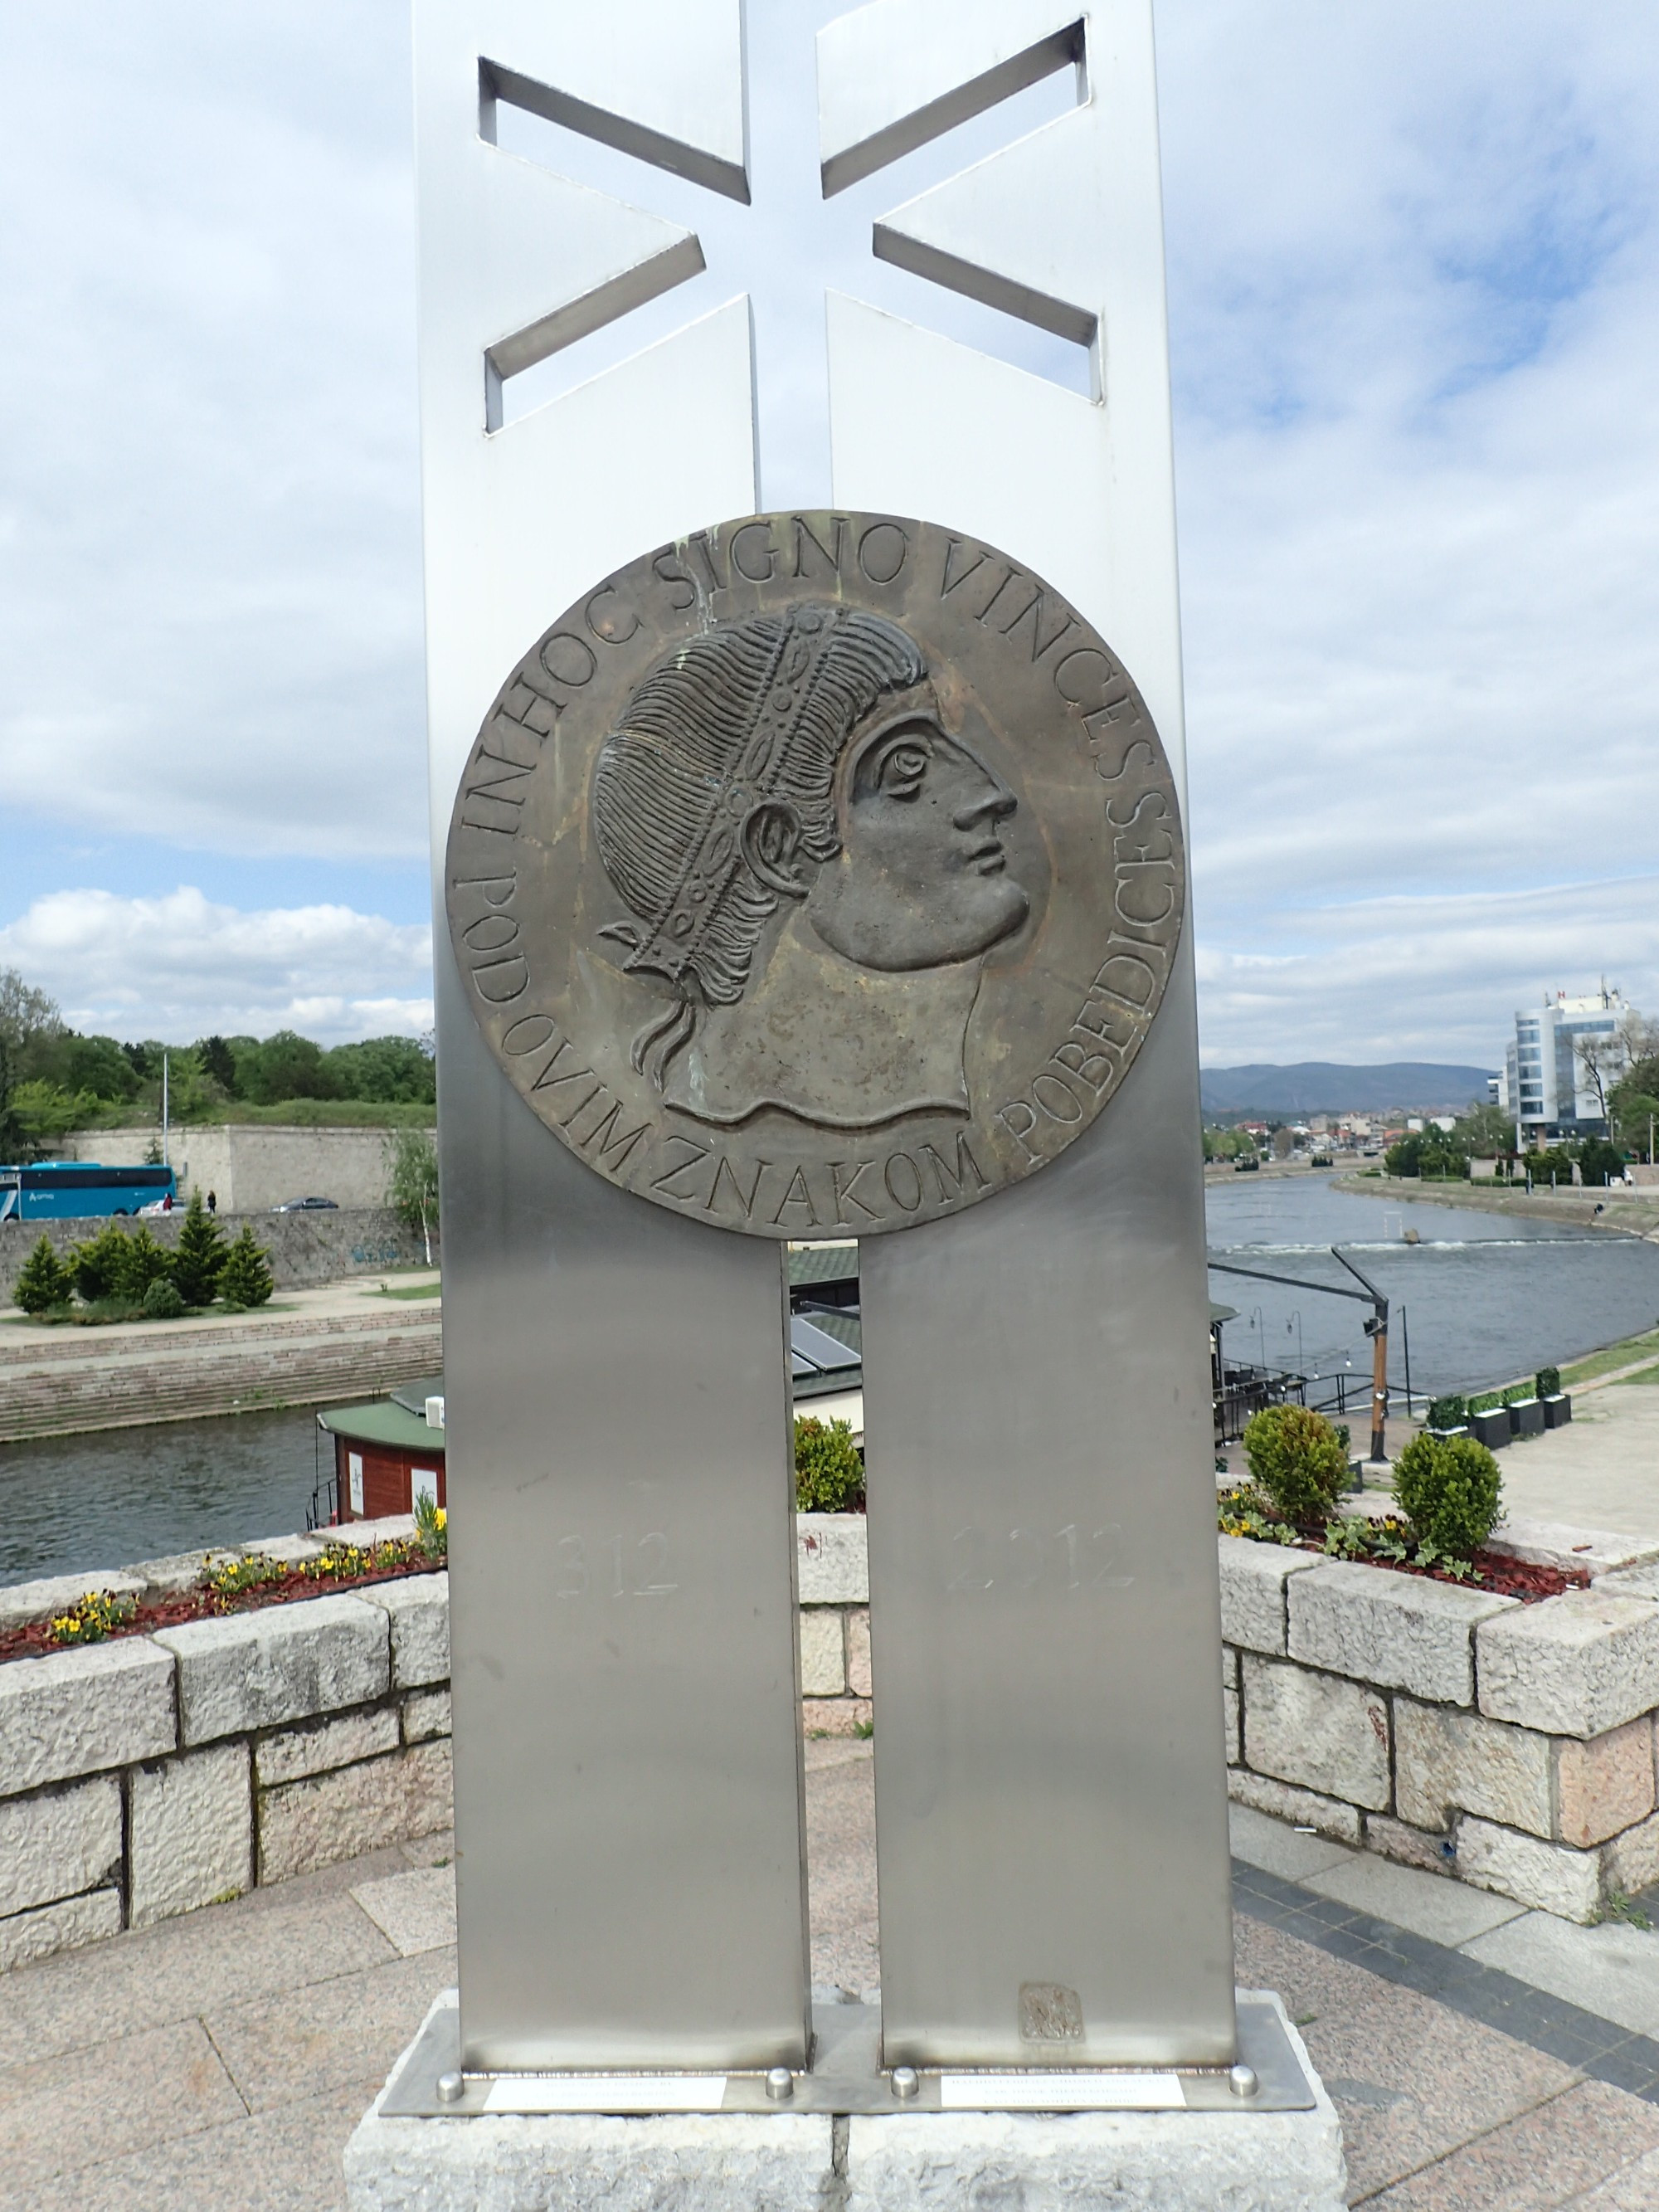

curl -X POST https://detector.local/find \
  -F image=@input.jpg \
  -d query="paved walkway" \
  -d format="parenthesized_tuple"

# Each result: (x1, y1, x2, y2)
(1492, 1385, 1659, 1542)
(6, 1747, 1659, 2207)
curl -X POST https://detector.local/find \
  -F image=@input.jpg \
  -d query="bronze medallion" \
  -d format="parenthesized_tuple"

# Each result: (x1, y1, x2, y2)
(445, 511, 1185, 1238)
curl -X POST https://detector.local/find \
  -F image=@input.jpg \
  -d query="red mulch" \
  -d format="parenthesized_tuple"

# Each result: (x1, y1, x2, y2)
(0, 1553, 442, 1666)
(1286, 1533, 1587, 1601)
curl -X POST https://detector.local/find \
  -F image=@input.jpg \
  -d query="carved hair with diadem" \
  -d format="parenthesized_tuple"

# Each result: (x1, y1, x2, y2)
(591, 603, 927, 1086)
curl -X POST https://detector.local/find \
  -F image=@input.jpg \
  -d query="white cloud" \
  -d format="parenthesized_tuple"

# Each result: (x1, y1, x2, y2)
(0, 890, 432, 1045)
(0, 3, 1657, 1060)
(1157, 1, 1659, 1060)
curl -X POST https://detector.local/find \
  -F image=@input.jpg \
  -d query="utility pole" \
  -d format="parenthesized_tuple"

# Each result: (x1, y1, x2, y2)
(161, 1050, 169, 1169)
(1333, 1249, 1389, 1465)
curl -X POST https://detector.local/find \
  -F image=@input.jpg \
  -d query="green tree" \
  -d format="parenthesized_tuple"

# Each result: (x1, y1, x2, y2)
(113, 1225, 175, 1301)
(1578, 1135, 1626, 1186)
(234, 1030, 337, 1104)
(0, 969, 65, 1161)
(193, 1035, 242, 1097)
(323, 1035, 436, 1104)
(14, 1235, 71, 1315)
(9, 1079, 100, 1144)
(384, 1128, 440, 1264)
(69, 1221, 131, 1301)
(1450, 1100, 1512, 1157)
(168, 1190, 227, 1305)
(218, 1225, 275, 1308)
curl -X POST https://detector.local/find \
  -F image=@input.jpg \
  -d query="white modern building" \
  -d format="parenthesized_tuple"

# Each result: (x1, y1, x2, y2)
(1498, 987, 1632, 1141)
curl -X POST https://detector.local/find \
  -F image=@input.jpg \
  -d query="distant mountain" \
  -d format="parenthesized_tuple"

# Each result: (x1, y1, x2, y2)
(1199, 1062, 1496, 1118)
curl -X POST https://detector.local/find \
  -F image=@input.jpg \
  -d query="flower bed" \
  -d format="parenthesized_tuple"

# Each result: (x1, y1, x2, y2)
(1217, 1488, 1587, 1602)
(0, 1530, 445, 1666)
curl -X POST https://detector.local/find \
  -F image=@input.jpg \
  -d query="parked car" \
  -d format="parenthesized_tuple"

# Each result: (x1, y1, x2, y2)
(271, 1196, 339, 1212)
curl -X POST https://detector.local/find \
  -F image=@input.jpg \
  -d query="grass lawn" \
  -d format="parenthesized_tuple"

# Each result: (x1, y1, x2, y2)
(1562, 1328, 1659, 1387)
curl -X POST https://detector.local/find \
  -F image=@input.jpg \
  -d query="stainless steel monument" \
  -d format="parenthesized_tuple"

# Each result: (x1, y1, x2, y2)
(351, 2, 1345, 2198)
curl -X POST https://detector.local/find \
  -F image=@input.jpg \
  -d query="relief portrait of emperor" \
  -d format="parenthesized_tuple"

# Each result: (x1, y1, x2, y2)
(590, 603, 1031, 1129)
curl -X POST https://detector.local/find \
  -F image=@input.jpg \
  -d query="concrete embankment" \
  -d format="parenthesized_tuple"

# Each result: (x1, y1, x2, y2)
(0, 1294, 442, 1442)
(1333, 1172, 1659, 1238)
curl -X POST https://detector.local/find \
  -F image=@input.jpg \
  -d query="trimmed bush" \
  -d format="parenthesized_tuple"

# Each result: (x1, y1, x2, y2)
(1241, 1404, 1349, 1524)
(1536, 1366, 1562, 1399)
(14, 1235, 71, 1315)
(1427, 1394, 1467, 1431)
(141, 1276, 186, 1319)
(794, 1415, 864, 1513)
(219, 1225, 275, 1308)
(1468, 1390, 1505, 1416)
(1391, 1433, 1504, 1562)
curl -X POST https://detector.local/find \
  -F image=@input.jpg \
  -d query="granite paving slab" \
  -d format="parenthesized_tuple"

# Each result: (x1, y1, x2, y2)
(1464, 1916, 1659, 2044)
(202, 1946, 458, 2115)
(351, 1865, 456, 1957)
(1356, 2079, 1659, 2209)
(1234, 1913, 1576, 2204)
(0, 2015, 247, 2196)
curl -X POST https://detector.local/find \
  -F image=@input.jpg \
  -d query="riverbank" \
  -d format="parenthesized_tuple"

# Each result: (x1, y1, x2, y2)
(1334, 1172, 1659, 1238)
(0, 1277, 441, 1442)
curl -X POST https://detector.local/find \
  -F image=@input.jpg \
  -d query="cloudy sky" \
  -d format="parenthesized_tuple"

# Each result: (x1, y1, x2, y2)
(0, 2, 1655, 1064)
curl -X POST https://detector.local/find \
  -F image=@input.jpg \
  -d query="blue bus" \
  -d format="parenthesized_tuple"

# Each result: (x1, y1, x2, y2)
(0, 1162, 178, 1221)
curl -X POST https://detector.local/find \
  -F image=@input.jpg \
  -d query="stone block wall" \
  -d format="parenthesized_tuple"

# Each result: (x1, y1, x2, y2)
(10, 1512, 1657, 1976)
(0, 1572, 453, 1972)
(0, 1204, 436, 1303)
(59, 1124, 416, 1212)
(1220, 1535, 1659, 1922)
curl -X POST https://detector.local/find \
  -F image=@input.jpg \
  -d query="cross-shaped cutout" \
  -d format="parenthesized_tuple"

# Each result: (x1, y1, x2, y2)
(474, 1, 1102, 499)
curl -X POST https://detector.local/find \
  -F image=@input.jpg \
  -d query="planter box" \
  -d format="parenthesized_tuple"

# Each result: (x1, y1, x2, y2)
(1470, 1409, 1511, 1449)
(1544, 1394, 1573, 1430)
(1509, 1399, 1546, 1440)
(1426, 1425, 1469, 1443)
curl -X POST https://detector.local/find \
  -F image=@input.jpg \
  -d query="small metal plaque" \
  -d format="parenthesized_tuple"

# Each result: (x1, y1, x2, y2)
(445, 512, 1184, 1238)
(380, 1995, 1316, 2119)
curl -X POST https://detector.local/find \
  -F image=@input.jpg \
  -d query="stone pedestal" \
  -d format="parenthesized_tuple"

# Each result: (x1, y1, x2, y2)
(344, 1995, 1347, 2212)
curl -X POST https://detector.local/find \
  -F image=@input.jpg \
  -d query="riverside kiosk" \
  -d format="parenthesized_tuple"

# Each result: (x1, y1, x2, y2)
(348, 4, 1345, 2205)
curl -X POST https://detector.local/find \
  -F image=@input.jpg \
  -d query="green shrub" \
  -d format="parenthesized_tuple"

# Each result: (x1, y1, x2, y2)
(218, 1225, 275, 1308)
(168, 1190, 226, 1305)
(794, 1416, 864, 1513)
(1467, 1391, 1504, 1416)
(114, 1224, 174, 1302)
(1427, 1394, 1467, 1431)
(14, 1235, 71, 1315)
(70, 1221, 131, 1302)
(141, 1277, 186, 1319)
(1501, 1383, 1534, 1408)
(1391, 1433, 1504, 1562)
(1536, 1366, 1561, 1399)
(1241, 1405, 1349, 1524)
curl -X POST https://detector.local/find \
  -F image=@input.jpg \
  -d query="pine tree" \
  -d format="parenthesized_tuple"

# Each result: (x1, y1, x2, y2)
(168, 1189, 226, 1306)
(70, 1220, 130, 1302)
(113, 1223, 173, 1302)
(218, 1224, 275, 1308)
(14, 1234, 71, 1315)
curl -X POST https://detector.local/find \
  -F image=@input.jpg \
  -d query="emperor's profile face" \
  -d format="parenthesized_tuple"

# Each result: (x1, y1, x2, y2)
(805, 711, 1029, 972)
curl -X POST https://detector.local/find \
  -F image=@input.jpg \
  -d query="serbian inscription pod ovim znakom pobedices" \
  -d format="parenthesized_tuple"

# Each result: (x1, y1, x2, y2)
(445, 510, 1185, 1237)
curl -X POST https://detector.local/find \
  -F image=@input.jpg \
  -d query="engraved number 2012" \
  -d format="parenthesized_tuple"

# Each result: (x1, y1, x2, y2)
(946, 1523, 1132, 1595)
(555, 1532, 677, 1599)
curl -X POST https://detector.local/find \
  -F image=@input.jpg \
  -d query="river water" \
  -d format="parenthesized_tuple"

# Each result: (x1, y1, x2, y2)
(4, 1177, 1657, 1584)
(1206, 1174, 1659, 1410)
